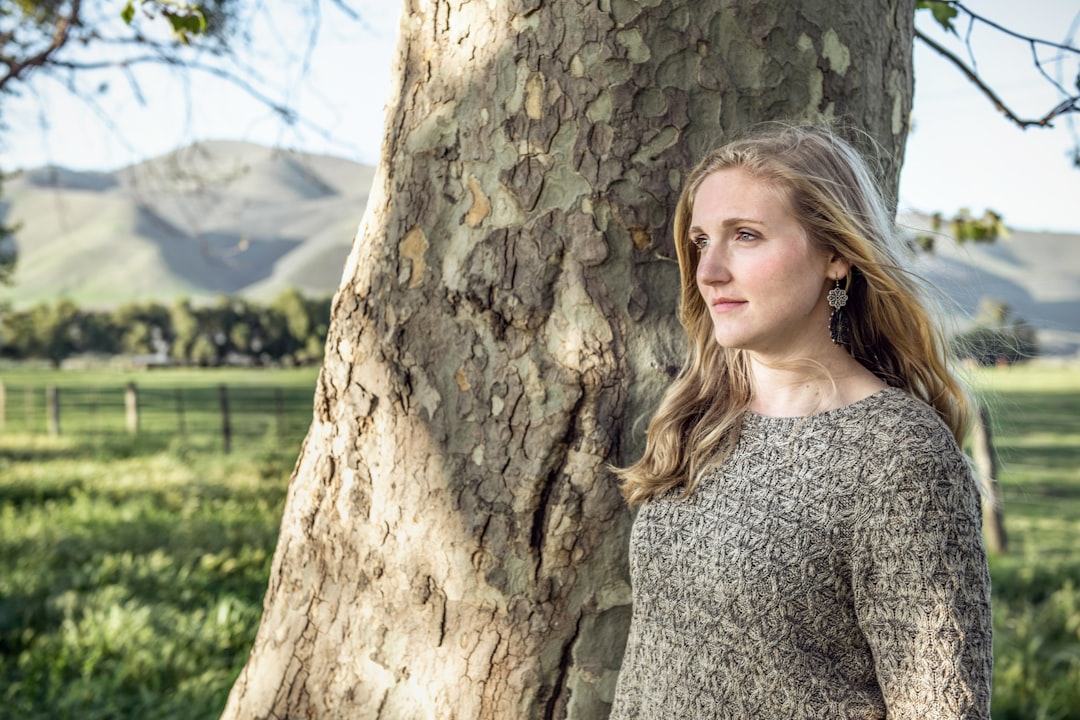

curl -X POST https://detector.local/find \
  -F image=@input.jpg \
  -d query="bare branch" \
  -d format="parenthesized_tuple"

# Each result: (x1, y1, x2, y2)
(915, 27, 1080, 129)
(952, 1, 1080, 54)
(916, 2, 1080, 130)
(0, 0, 83, 92)
(44, 52, 299, 125)
(0, 1, 375, 165)
(326, 0, 361, 22)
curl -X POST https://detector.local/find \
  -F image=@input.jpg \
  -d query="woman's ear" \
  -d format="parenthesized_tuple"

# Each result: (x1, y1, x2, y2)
(827, 253, 851, 280)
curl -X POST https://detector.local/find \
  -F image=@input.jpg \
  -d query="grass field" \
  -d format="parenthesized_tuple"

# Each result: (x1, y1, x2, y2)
(972, 364, 1080, 719)
(0, 366, 319, 720)
(0, 363, 1078, 719)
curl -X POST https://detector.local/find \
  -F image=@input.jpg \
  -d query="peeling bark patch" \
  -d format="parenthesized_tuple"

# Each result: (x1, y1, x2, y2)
(821, 29, 851, 75)
(631, 125, 678, 164)
(525, 71, 545, 120)
(569, 54, 585, 77)
(615, 28, 650, 63)
(889, 68, 904, 136)
(399, 225, 428, 288)
(586, 90, 613, 124)
(455, 365, 472, 391)
(629, 226, 651, 250)
(464, 176, 491, 227)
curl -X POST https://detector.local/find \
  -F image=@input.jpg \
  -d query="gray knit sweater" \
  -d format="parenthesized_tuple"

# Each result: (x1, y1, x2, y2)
(611, 387, 992, 719)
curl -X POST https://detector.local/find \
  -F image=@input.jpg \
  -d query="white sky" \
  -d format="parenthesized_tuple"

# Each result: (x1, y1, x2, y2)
(1, 0, 1078, 233)
(900, 0, 1080, 233)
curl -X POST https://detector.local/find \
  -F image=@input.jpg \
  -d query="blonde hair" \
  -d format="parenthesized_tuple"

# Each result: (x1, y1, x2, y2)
(617, 123, 971, 507)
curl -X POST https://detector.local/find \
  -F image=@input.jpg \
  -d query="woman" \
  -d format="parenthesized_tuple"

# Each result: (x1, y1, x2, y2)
(611, 124, 992, 719)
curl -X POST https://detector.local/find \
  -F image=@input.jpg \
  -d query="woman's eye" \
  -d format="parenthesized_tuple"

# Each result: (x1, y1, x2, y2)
(690, 236, 709, 250)
(735, 230, 756, 242)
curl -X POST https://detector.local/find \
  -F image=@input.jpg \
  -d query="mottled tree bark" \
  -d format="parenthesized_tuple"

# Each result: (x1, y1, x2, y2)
(223, 1, 915, 717)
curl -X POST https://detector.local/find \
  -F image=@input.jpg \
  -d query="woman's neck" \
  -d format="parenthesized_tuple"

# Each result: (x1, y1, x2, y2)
(746, 348, 886, 418)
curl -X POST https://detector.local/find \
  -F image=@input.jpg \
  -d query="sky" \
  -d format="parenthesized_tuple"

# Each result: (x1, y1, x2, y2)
(1, 0, 1078, 234)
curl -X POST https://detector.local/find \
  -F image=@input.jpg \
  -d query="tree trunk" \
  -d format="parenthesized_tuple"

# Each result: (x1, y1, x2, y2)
(223, 1, 914, 717)
(971, 401, 1008, 553)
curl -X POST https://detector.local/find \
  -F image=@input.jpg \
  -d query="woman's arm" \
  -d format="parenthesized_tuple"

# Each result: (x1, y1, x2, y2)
(851, 444, 993, 720)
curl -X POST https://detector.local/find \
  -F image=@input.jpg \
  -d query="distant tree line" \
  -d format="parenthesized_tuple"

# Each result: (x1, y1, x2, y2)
(950, 298, 1039, 366)
(0, 288, 331, 367)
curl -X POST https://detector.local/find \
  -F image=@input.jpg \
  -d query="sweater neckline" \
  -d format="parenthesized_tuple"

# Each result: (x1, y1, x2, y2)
(742, 386, 902, 428)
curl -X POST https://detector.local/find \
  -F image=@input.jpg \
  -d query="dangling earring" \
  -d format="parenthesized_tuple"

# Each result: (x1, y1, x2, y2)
(828, 277, 850, 346)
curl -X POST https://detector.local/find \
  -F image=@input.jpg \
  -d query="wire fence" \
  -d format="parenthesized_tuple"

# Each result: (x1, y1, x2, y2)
(0, 381, 314, 454)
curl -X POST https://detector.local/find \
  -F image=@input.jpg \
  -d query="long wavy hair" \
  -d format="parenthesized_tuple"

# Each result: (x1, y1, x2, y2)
(617, 123, 971, 507)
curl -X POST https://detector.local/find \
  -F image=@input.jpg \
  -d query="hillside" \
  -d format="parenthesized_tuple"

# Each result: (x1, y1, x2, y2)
(1, 143, 1078, 356)
(902, 213, 1080, 357)
(0, 141, 374, 307)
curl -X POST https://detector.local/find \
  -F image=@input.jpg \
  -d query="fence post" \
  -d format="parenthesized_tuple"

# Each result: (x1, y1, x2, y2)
(87, 387, 98, 441)
(0, 380, 5, 431)
(274, 387, 285, 444)
(219, 384, 231, 454)
(972, 401, 1007, 554)
(24, 386, 33, 432)
(175, 388, 186, 438)
(125, 382, 139, 434)
(47, 386, 61, 436)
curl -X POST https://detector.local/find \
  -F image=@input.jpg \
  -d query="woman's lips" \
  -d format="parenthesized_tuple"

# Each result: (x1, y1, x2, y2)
(710, 298, 746, 312)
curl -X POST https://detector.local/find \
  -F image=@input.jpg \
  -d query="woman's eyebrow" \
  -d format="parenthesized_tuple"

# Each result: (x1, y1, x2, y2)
(689, 217, 767, 232)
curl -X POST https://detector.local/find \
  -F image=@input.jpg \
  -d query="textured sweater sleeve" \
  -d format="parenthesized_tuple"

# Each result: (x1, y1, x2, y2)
(850, 436, 993, 720)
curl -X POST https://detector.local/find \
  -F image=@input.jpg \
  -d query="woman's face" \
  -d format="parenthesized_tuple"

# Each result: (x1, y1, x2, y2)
(690, 167, 847, 360)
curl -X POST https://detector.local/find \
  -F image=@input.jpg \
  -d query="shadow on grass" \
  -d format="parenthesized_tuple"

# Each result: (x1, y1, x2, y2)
(0, 443, 89, 463)
(996, 442, 1080, 470)
(0, 476, 85, 509)
(987, 390, 1080, 436)
(990, 554, 1080, 606)
(1001, 478, 1080, 499)
(0, 433, 178, 463)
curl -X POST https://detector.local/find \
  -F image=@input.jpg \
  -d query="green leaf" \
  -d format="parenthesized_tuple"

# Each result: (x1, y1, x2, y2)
(916, 0, 959, 35)
(120, 2, 208, 43)
(164, 9, 208, 44)
(946, 208, 1007, 244)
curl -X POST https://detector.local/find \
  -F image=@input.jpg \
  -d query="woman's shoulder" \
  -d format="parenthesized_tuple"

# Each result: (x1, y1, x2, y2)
(861, 386, 958, 449)
(857, 385, 949, 427)
(844, 387, 975, 497)
(795, 386, 964, 477)
(739, 386, 964, 477)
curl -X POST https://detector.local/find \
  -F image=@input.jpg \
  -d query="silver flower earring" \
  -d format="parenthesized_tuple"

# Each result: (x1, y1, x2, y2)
(828, 278, 850, 346)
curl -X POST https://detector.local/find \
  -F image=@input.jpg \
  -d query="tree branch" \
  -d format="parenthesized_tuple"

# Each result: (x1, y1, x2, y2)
(45, 52, 299, 124)
(0, 0, 83, 92)
(951, 1, 1079, 54)
(915, 26, 1080, 129)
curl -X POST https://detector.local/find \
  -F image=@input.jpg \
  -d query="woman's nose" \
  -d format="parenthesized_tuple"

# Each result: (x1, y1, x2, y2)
(696, 244, 731, 284)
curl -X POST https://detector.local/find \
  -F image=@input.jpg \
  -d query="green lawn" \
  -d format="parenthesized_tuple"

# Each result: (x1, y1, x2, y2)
(0, 367, 318, 719)
(0, 438, 292, 719)
(971, 364, 1080, 719)
(0, 363, 1077, 718)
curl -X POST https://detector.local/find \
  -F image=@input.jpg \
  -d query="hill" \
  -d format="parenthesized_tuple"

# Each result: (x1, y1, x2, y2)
(902, 213, 1080, 357)
(0, 141, 374, 307)
(1, 143, 1078, 356)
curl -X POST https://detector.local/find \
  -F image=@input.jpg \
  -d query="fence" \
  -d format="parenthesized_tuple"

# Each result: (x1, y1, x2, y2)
(0, 380, 314, 453)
